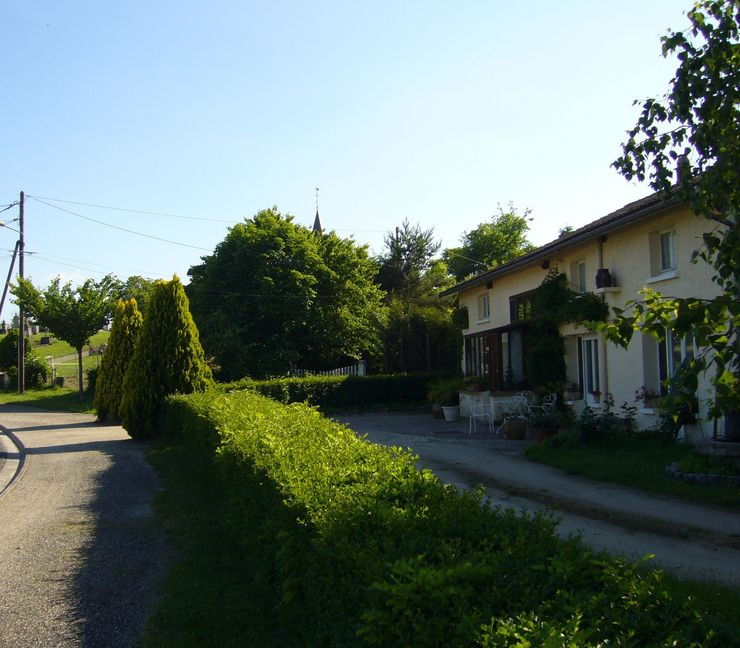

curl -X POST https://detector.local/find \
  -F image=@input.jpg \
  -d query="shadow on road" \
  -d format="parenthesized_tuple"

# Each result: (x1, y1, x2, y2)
(66, 437, 173, 647)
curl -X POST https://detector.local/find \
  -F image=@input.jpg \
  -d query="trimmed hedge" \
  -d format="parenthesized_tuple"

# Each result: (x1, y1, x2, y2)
(159, 390, 735, 646)
(223, 372, 443, 410)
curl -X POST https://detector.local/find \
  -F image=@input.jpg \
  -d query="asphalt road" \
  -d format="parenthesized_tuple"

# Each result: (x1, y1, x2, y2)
(0, 407, 172, 648)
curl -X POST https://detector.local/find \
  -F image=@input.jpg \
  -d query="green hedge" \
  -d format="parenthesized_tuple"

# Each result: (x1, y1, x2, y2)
(222, 372, 443, 410)
(159, 390, 734, 646)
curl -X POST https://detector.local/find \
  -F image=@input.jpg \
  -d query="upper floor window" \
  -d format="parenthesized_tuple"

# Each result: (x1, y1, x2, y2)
(649, 228, 677, 279)
(477, 293, 490, 322)
(659, 230, 676, 272)
(509, 292, 534, 322)
(570, 260, 587, 293)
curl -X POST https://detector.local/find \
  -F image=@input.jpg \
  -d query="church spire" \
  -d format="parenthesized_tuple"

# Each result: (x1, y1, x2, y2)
(312, 186, 323, 235)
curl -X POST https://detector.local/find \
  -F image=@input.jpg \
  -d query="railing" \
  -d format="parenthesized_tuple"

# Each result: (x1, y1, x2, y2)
(289, 359, 367, 378)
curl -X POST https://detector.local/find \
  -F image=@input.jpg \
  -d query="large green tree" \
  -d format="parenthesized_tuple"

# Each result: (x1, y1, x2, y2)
(605, 0, 739, 430)
(94, 298, 143, 421)
(187, 208, 385, 380)
(443, 205, 535, 282)
(12, 275, 117, 395)
(120, 276, 211, 439)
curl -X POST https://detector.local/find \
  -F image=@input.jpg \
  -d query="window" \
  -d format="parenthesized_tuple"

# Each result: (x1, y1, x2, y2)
(477, 293, 490, 322)
(658, 329, 696, 394)
(509, 292, 534, 322)
(465, 333, 490, 379)
(570, 260, 587, 293)
(579, 337, 600, 403)
(659, 230, 676, 272)
(649, 228, 677, 278)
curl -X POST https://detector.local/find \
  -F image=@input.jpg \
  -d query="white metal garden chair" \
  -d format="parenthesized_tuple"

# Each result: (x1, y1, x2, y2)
(468, 398, 494, 434)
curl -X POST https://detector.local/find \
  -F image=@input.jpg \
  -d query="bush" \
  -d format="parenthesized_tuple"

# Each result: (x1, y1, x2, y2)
(223, 372, 444, 410)
(158, 389, 735, 646)
(120, 277, 211, 439)
(94, 299, 142, 421)
(86, 367, 98, 396)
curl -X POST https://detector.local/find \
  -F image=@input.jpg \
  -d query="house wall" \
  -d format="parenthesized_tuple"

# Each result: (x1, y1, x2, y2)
(458, 203, 722, 439)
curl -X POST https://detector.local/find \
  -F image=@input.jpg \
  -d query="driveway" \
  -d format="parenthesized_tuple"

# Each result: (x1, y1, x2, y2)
(337, 412, 740, 587)
(0, 406, 171, 648)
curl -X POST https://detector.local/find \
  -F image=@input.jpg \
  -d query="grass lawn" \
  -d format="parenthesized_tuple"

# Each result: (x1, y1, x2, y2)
(26, 329, 110, 360)
(0, 385, 94, 413)
(526, 435, 740, 509)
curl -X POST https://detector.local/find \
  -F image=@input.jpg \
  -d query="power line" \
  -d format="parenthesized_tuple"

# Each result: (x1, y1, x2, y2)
(29, 196, 212, 252)
(27, 194, 235, 224)
(27, 252, 171, 279)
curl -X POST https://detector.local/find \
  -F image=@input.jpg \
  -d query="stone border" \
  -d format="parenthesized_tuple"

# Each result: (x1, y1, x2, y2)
(665, 461, 740, 487)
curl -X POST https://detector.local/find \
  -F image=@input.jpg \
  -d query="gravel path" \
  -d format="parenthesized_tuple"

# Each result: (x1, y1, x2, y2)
(0, 407, 172, 648)
(337, 412, 740, 587)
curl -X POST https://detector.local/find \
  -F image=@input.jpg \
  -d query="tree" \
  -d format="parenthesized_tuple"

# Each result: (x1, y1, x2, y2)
(444, 205, 535, 282)
(187, 208, 385, 380)
(94, 298, 143, 421)
(11, 276, 117, 396)
(120, 276, 211, 439)
(376, 220, 441, 296)
(115, 276, 157, 319)
(606, 0, 739, 429)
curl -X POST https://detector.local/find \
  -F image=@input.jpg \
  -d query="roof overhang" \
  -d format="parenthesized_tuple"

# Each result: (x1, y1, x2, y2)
(440, 192, 680, 297)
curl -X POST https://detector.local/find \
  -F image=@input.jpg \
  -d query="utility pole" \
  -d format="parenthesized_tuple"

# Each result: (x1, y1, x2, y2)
(17, 191, 24, 394)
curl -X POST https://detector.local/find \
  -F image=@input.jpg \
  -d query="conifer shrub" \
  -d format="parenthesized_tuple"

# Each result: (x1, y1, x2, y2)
(121, 277, 211, 439)
(94, 299, 143, 421)
(159, 389, 736, 646)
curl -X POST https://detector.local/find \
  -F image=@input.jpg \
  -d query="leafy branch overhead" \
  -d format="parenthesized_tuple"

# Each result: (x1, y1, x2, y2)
(608, 0, 739, 421)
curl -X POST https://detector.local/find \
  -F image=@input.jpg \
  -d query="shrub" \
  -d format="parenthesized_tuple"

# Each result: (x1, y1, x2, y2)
(120, 277, 211, 439)
(158, 390, 736, 646)
(224, 372, 443, 410)
(94, 299, 143, 421)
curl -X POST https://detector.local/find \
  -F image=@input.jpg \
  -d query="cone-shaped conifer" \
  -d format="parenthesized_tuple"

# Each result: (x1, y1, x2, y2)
(94, 298, 143, 421)
(120, 276, 212, 439)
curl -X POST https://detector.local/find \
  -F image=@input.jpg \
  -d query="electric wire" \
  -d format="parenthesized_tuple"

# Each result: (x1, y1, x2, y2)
(27, 194, 235, 224)
(27, 193, 387, 234)
(29, 196, 212, 252)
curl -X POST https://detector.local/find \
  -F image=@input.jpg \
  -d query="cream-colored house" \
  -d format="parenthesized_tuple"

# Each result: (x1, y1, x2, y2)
(442, 192, 723, 441)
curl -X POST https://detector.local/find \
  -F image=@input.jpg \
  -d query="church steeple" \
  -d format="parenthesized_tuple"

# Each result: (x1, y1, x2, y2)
(312, 186, 323, 235)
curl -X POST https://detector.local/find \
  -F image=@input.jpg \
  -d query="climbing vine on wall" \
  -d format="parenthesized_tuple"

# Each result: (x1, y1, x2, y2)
(525, 270, 608, 391)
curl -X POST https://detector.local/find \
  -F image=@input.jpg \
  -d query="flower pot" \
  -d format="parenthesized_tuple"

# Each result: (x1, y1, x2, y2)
(441, 405, 460, 422)
(504, 419, 527, 440)
(534, 427, 559, 444)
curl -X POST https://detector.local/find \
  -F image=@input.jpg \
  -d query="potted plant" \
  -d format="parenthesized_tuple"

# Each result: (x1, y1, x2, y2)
(502, 410, 527, 439)
(634, 385, 660, 409)
(564, 380, 583, 401)
(427, 377, 464, 422)
(464, 375, 486, 392)
(531, 409, 564, 444)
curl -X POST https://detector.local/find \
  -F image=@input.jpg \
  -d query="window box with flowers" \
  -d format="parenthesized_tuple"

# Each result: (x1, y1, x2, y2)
(635, 385, 661, 412)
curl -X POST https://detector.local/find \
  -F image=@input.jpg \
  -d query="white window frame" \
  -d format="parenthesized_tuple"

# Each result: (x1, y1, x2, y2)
(476, 293, 490, 323)
(659, 229, 676, 273)
(648, 227, 678, 282)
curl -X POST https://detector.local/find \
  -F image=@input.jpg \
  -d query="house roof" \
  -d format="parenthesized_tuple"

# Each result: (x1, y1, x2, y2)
(440, 190, 680, 297)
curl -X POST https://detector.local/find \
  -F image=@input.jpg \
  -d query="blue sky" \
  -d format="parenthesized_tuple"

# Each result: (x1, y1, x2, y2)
(1, 1, 688, 315)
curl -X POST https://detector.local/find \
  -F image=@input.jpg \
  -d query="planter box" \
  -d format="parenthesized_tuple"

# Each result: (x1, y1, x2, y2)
(441, 405, 460, 422)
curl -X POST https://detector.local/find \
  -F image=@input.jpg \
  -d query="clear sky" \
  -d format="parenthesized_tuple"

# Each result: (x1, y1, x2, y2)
(1, 0, 689, 316)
